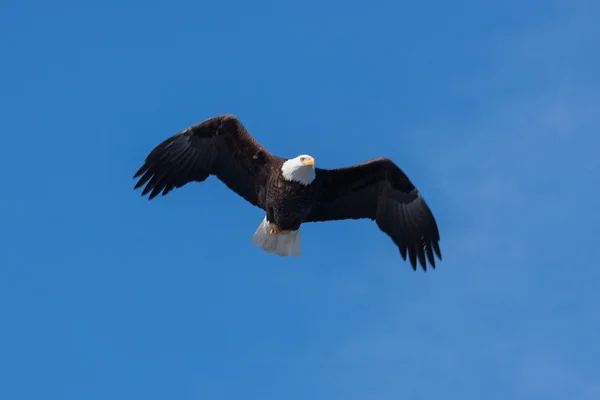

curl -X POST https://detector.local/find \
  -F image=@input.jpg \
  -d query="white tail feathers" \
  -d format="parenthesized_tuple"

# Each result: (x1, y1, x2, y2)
(250, 217, 301, 257)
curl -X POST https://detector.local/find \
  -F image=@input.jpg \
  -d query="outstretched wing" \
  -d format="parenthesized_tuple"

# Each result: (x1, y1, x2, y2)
(305, 157, 442, 271)
(133, 114, 280, 209)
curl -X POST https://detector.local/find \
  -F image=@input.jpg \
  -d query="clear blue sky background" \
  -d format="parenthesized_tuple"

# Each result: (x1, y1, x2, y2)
(1, 0, 598, 399)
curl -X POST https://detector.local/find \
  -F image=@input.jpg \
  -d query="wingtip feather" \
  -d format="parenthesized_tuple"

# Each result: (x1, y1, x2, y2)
(408, 250, 417, 271)
(433, 242, 442, 260)
(426, 245, 436, 268)
(399, 246, 407, 260)
(133, 165, 148, 179)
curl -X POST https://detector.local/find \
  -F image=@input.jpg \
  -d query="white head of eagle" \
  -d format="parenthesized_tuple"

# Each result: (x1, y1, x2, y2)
(281, 154, 316, 185)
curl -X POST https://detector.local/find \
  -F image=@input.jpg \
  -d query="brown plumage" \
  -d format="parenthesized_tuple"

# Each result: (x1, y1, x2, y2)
(133, 114, 442, 270)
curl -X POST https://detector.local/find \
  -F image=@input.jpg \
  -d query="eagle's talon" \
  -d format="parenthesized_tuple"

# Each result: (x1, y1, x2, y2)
(269, 225, 290, 235)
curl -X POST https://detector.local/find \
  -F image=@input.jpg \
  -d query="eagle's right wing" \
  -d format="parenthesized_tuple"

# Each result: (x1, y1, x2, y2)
(133, 114, 280, 210)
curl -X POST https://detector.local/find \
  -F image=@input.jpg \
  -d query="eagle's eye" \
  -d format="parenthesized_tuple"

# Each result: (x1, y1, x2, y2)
(300, 157, 305, 161)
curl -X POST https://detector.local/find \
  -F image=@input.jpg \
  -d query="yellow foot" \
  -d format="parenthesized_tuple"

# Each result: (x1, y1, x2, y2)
(269, 224, 290, 235)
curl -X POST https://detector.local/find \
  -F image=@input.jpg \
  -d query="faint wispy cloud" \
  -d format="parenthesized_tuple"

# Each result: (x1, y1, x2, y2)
(325, 3, 600, 398)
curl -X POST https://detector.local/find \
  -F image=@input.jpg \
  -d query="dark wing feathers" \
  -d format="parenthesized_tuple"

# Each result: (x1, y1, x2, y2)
(306, 157, 442, 271)
(133, 114, 277, 208)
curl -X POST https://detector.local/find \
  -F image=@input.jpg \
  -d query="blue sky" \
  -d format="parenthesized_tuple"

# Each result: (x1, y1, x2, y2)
(1, 0, 599, 398)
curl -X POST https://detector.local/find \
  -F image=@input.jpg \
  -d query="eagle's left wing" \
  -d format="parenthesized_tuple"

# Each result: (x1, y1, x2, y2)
(305, 157, 442, 270)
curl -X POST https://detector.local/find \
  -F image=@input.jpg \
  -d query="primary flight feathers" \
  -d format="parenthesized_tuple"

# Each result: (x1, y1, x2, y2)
(134, 114, 442, 271)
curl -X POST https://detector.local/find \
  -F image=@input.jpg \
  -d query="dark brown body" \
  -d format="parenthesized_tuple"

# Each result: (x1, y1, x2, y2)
(265, 164, 319, 231)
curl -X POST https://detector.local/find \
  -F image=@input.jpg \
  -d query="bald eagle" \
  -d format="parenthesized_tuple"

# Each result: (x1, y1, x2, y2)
(133, 114, 442, 271)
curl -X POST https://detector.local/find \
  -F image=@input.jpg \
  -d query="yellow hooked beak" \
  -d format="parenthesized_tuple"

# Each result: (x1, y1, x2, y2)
(302, 156, 315, 167)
